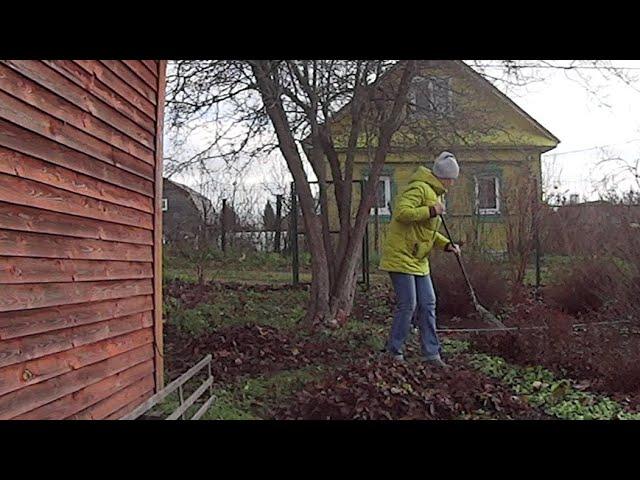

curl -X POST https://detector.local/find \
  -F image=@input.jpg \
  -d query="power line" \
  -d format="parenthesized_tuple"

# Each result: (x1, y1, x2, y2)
(471, 63, 640, 71)
(543, 139, 640, 157)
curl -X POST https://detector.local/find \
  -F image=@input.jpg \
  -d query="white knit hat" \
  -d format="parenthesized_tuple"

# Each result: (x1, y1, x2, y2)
(432, 151, 459, 179)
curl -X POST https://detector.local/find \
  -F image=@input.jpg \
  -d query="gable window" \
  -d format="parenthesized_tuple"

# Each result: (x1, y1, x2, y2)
(410, 76, 453, 117)
(162, 198, 168, 211)
(475, 176, 500, 215)
(370, 175, 392, 216)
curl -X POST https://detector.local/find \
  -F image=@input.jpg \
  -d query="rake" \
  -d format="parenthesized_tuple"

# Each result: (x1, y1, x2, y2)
(439, 214, 507, 330)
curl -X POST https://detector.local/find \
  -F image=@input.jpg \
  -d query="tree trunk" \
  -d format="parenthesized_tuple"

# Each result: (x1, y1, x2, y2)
(329, 260, 360, 323)
(251, 61, 333, 325)
(251, 59, 416, 328)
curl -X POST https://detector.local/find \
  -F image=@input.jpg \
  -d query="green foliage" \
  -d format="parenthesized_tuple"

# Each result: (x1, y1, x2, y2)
(166, 248, 292, 272)
(145, 366, 324, 420)
(165, 287, 308, 337)
(468, 352, 640, 420)
(299, 251, 312, 268)
(320, 319, 386, 352)
(202, 367, 324, 420)
(171, 307, 212, 337)
(163, 296, 210, 336)
(201, 389, 261, 420)
(163, 249, 310, 284)
(441, 338, 471, 355)
(152, 395, 181, 418)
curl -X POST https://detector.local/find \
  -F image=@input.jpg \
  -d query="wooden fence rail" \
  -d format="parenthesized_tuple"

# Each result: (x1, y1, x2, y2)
(120, 354, 214, 420)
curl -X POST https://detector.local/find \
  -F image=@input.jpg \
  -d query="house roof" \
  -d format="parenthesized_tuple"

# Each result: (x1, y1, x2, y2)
(455, 61, 560, 145)
(164, 177, 214, 219)
(304, 60, 560, 151)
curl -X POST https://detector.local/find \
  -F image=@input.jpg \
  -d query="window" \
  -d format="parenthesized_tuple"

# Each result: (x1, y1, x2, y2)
(371, 175, 392, 216)
(475, 176, 500, 215)
(162, 198, 168, 211)
(410, 76, 453, 117)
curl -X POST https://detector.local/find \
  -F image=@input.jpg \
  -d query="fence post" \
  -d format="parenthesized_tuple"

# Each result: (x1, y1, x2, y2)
(374, 203, 380, 255)
(291, 183, 299, 285)
(534, 179, 542, 292)
(275, 194, 283, 253)
(364, 219, 370, 290)
(221, 198, 227, 253)
(359, 180, 370, 290)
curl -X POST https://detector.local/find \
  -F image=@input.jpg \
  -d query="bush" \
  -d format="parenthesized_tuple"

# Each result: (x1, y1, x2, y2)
(543, 255, 635, 316)
(430, 253, 510, 317)
(470, 319, 640, 405)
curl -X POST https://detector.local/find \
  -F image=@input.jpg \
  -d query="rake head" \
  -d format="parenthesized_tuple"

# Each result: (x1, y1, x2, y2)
(474, 303, 507, 330)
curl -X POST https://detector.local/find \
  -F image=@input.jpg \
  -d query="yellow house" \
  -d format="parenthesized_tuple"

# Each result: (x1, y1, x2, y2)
(320, 60, 560, 255)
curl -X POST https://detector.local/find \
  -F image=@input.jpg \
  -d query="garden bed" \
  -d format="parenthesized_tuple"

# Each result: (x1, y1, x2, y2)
(466, 299, 640, 410)
(161, 278, 640, 420)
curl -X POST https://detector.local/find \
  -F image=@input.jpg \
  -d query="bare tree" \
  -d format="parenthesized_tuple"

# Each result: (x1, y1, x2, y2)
(251, 60, 420, 325)
(165, 59, 639, 327)
(503, 171, 539, 285)
(165, 60, 414, 325)
(594, 149, 640, 199)
(169, 167, 218, 286)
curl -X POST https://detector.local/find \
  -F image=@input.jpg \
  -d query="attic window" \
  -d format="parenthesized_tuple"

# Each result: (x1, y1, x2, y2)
(162, 198, 168, 211)
(475, 176, 500, 215)
(410, 76, 453, 117)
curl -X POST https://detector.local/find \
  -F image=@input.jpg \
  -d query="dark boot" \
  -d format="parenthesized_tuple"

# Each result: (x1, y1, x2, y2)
(423, 356, 450, 369)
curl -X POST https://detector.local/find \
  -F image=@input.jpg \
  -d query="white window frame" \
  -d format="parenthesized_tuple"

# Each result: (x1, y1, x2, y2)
(410, 76, 453, 117)
(474, 176, 501, 215)
(368, 175, 392, 216)
(162, 198, 168, 211)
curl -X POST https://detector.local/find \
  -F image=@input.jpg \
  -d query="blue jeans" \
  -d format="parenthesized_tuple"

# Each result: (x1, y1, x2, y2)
(387, 272, 441, 360)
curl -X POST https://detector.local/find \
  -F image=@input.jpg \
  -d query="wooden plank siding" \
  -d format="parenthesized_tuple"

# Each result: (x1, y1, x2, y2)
(103, 385, 154, 420)
(0, 60, 166, 419)
(153, 62, 167, 391)
(6, 60, 156, 138)
(0, 63, 155, 161)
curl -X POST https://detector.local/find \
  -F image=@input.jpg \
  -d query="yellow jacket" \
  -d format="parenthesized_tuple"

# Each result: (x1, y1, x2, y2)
(379, 166, 451, 275)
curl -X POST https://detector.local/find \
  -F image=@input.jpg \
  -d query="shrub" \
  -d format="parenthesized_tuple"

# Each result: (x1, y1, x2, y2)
(543, 255, 634, 316)
(470, 319, 640, 406)
(430, 253, 510, 317)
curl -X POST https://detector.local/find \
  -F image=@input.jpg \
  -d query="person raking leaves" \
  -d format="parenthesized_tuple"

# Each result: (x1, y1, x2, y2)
(379, 151, 462, 368)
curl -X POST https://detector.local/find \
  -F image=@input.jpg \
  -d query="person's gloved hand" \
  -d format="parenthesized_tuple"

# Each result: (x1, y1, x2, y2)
(445, 242, 461, 255)
(428, 202, 446, 217)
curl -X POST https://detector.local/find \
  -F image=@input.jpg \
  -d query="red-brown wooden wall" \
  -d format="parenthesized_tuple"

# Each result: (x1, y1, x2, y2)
(0, 60, 166, 419)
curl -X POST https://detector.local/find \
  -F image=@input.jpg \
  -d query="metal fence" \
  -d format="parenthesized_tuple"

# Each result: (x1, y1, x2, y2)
(289, 180, 370, 288)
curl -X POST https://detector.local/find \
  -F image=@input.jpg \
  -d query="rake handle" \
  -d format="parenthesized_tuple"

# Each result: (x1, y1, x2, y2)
(439, 214, 479, 306)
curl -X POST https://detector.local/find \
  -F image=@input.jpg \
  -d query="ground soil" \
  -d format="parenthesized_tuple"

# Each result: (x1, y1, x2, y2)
(465, 294, 640, 410)
(163, 280, 556, 419)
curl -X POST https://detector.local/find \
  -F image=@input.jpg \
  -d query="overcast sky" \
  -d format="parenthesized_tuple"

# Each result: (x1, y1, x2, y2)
(169, 60, 640, 204)
(486, 60, 640, 200)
